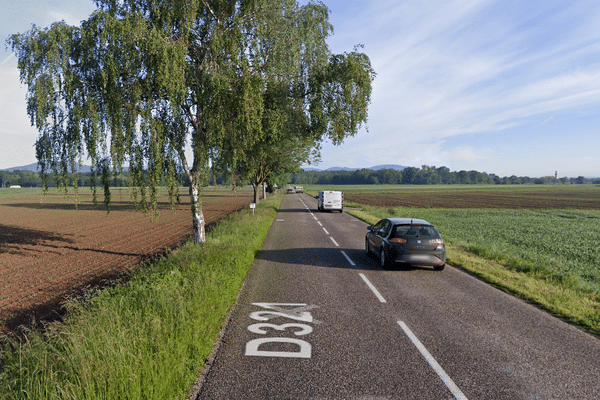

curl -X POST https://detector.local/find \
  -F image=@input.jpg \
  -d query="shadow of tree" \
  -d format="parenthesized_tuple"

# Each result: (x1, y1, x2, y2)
(0, 267, 128, 336)
(0, 224, 75, 255)
(254, 246, 441, 272)
(254, 247, 379, 271)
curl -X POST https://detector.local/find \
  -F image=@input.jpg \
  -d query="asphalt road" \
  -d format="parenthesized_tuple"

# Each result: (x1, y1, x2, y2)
(195, 192, 600, 399)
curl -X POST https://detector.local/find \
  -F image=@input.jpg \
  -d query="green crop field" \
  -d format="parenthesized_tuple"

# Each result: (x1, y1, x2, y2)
(368, 206, 600, 291)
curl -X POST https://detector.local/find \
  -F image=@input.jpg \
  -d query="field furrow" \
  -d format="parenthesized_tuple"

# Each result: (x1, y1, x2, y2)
(0, 187, 253, 333)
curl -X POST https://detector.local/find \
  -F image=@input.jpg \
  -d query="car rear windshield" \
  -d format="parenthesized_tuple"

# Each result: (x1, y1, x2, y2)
(390, 224, 440, 240)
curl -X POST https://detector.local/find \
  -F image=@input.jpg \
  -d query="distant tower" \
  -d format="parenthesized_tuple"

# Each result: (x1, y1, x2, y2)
(555, 171, 558, 179)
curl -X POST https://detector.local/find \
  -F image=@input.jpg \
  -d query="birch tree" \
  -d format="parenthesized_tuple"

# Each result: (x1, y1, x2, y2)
(8, 0, 374, 243)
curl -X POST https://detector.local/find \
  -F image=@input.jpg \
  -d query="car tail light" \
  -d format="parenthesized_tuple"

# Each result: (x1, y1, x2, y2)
(389, 238, 407, 244)
(430, 238, 445, 245)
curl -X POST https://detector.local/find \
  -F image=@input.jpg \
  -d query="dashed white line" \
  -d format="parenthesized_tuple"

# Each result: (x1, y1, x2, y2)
(341, 251, 356, 266)
(298, 194, 466, 399)
(358, 273, 387, 303)
(317, 221, 323, 227)
(397, 321, 468, 400)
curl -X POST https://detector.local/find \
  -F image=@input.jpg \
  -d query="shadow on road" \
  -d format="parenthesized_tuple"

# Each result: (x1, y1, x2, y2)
(273, 208, 316, 213)
(255, 246, 444, 273)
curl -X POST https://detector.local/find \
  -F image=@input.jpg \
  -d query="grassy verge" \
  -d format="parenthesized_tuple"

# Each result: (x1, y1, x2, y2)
(345, 203, 600, 335)
(0, 194, 283, 400)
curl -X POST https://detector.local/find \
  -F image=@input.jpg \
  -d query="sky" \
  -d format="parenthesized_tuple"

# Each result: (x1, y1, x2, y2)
(2, 0, 600, 178)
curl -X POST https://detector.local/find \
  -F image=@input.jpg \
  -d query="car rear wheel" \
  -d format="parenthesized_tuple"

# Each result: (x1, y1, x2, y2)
(380, 247, 390, 269)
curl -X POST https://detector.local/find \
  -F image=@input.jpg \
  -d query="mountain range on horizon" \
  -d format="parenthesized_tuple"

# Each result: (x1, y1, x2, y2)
(2, 163, 409, 173)
(4, 163, 598, 179)
(1, 163, 93, 173)
(302, 164, 408, 172)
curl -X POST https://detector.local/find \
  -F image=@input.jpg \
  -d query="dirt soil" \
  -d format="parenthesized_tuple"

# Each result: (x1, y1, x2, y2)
(0, 188, 253, 334)
(344, 188, 600, 209)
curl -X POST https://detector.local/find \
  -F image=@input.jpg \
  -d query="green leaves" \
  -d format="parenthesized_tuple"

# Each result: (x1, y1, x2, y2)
(316, 50, 375, 144)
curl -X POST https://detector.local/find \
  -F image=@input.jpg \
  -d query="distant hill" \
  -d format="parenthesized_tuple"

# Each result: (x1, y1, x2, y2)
(4, 162, 408, 174)
(2, 163, 93, 173)
(369, 164, 408, 171)
(303, 164, 408, 172)
(325, 167, 356, 171)
(1, 163, 39, 172)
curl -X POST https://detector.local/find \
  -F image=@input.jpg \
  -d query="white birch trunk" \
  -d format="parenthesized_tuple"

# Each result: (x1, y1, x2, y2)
(190, 184, 205, 244)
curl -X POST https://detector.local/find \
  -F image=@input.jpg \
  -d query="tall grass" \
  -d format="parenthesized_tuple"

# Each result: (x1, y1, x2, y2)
(0, 194, 282, 399)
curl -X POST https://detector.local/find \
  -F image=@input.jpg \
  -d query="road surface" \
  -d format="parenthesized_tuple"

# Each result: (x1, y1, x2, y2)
(194, 192, 600, 399)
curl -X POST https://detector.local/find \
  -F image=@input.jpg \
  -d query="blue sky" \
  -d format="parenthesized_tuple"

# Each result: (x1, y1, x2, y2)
(2, 0, 600, 177)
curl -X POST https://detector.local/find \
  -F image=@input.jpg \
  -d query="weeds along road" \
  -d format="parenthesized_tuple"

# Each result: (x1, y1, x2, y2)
(195, 193, 600, 399)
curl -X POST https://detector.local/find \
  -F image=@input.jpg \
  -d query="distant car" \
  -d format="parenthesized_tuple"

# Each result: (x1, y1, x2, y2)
(365, 218, 446, 270)
(294, 186, 304, 193)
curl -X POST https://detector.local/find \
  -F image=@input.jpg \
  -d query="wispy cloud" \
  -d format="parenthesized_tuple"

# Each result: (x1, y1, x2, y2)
(0, 53, 15, 67)
(318, 0, 600, 175)
(47, 10, 88, 27)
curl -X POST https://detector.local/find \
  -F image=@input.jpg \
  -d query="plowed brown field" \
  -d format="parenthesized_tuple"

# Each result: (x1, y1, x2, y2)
(0, 187, 253, 333)
(344, 187, 600, 209)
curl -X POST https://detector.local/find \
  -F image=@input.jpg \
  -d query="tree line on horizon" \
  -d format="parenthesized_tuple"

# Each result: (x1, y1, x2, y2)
(0, 167, 247, 189)
(2, 165, 597, 189)
(290, 165, 597, 185)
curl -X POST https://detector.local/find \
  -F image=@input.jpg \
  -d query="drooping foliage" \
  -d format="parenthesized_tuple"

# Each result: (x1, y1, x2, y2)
(8, 0, 374, 243)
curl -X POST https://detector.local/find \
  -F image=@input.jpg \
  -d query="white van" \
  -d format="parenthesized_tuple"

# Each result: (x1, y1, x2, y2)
(317, 191, 344, 212)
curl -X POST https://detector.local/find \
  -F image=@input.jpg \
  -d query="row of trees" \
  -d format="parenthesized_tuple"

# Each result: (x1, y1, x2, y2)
(0, 170, 41, 187)
(9, 0, 374, 242)
(5, 164, 595, 189)
(0, 170, 144, 188)
(0, 167, 251, 189)
(291, 166, 599, 185)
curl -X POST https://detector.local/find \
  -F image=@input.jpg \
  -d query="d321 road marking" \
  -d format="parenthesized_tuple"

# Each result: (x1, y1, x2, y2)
(245, 303, 318, 359)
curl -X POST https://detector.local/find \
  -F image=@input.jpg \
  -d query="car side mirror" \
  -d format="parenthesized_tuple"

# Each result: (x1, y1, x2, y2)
(367, 226, 374, 232)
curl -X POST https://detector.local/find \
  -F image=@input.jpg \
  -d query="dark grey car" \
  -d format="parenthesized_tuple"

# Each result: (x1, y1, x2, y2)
(365, 218, 446, 270)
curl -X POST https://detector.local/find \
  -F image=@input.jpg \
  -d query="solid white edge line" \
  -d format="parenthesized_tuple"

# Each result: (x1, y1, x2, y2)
(323, 228, 329, 235)
(329, 237, 339, 247)
(358, 273, 387, 303)
(341, 251, 356, 266)
(397, 321, 468, 400)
